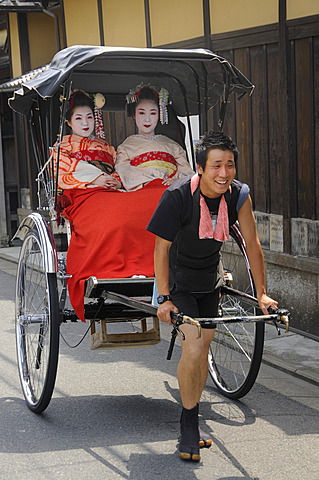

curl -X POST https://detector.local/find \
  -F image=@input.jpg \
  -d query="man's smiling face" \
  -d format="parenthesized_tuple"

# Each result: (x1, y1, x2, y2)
(197, 148, 236, 198)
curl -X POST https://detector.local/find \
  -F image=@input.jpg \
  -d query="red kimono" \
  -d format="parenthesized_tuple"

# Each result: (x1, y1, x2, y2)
(54, 135, 168, 321)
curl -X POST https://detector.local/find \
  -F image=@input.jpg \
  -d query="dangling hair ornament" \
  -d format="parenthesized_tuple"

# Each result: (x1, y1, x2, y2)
(93, 92, 106, 139)
(126, 83, 170, 125)
(159, 87, 169, 125)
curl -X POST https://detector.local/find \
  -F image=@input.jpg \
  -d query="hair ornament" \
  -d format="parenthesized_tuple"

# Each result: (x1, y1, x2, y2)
(125, 83, 157, 104)
(126, 83, 170, 125)
(93, 93, 106, 139)
(94, 92, 106, 110)
(159, 87, 169, 125)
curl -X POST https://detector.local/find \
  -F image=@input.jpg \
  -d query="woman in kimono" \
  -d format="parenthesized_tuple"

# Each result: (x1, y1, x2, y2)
(56, 90, 120, 191)
(116, 85, 193, 191)
(53, 90, 126, 321)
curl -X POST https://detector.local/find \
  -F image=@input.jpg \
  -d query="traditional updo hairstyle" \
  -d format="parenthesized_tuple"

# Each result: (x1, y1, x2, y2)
(126, 86, 159, 118)
(66, 90, 94, 122)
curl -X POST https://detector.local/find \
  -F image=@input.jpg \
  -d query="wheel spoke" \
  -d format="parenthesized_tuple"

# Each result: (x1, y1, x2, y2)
(208, 224, 264, 399)
(16, 228, 59, 413)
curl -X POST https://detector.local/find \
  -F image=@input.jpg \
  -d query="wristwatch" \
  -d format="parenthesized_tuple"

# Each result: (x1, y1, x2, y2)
(157, 295, 172, 305)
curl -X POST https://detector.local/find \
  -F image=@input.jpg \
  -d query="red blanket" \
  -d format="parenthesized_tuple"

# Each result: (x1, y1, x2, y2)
(63, 180, 166, 321)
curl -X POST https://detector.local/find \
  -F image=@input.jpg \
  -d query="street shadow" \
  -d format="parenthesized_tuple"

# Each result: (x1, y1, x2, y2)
(126, 453, 200, 480)
(0, 390, 257, 456)
(164, 380, 256, 428)
(84, 448, 260, 480)
(0, 394, 180, 454)
(0, 392, 260, 479)
(0, 379, 317, 480)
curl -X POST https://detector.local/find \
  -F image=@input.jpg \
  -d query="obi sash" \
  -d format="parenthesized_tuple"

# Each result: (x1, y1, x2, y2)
(70, 149, 115, 174)
(130, 151, 177, 178)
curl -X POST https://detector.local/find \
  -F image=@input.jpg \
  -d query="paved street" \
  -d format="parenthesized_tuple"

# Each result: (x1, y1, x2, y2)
(0, 258, 318, 480)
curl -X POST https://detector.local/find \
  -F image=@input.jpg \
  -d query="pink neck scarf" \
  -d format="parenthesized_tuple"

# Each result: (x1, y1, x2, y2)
(190, 173, 229, 242)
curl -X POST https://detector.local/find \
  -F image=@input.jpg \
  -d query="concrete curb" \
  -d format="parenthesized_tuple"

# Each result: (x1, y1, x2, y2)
(262, 353, 319, 387)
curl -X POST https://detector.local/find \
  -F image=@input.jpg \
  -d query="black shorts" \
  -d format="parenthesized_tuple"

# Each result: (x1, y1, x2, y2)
(170, 289, 220, 327)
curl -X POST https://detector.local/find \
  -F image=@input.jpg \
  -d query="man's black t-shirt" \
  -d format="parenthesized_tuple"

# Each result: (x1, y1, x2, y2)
(147, 176, 249, 242)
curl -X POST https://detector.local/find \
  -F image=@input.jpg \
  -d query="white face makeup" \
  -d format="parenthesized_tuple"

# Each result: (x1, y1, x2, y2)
(134, 99, 159, 136)
(68, 105, 95, 137)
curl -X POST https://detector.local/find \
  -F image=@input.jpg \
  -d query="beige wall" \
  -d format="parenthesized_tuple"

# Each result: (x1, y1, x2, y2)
(288, 0, 319, 19)
(150, 0, 203, 46)
(63, 0, 100, 46)
(7, 0, 319, 77)
(28, 13, 57, 69)
(9, 13, 21, 78)
(210, 0, 318, 34)
(103, 0, 146, 47)
(210, 0, 278, 34)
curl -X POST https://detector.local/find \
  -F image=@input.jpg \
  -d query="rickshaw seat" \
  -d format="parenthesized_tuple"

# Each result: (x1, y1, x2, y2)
(84, 276, 160, 350)
(85, 275, 154, 298)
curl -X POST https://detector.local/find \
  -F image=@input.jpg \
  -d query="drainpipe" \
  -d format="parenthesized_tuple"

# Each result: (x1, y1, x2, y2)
(42, 8, 61, 51)
(0, 120, 9, 246)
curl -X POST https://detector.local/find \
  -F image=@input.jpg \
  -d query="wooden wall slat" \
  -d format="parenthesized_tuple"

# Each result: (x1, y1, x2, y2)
(266, 43, 286, 215)
(250, 44, 270, 212)
(105, 111, 135, 149)
(313, 36, 319, 219)
(212, 24, 278, 51)
(233, 48, 252, 192)
(114, 112, 130, 148)
(288, 15, 319, 41)
(295, 37, 315, 219)
(103, 111, 112, 145)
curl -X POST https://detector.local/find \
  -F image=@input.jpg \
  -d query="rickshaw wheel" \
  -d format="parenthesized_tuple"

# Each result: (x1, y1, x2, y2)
(208, 223, 265, 399)
(15, 229, 59, 413)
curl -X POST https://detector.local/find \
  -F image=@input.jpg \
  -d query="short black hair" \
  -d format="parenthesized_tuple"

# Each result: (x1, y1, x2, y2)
(196, 130, 239, 169)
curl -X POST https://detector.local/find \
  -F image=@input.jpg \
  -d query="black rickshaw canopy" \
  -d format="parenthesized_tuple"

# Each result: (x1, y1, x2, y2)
(9, 45, 254, 119)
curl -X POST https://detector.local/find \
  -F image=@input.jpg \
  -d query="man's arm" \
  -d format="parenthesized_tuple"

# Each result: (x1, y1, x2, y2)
(154, 236, 179, 323)
(237, 195, 278, 314)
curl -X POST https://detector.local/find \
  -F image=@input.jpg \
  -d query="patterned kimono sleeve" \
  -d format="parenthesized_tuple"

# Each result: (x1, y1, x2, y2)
(55, 144, 102, 190)
(172, 143, 194, 178)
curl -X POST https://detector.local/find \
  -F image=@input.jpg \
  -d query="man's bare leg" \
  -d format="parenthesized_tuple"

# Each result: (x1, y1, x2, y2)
(177, 326, 215, 460)
(177, 325, 215, 406)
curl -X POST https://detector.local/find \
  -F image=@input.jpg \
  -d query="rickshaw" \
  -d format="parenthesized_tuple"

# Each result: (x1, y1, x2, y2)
(9, 45, 290, 414)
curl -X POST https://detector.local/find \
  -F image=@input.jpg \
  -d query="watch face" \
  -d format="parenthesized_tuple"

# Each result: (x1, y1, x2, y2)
(157, 295, 170, 304)
(157, 295, 165, 304)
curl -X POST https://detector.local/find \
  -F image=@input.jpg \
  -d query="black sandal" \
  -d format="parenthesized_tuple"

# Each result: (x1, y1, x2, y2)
(179, 405, 201, 462)
(199, 428, 212, 448)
